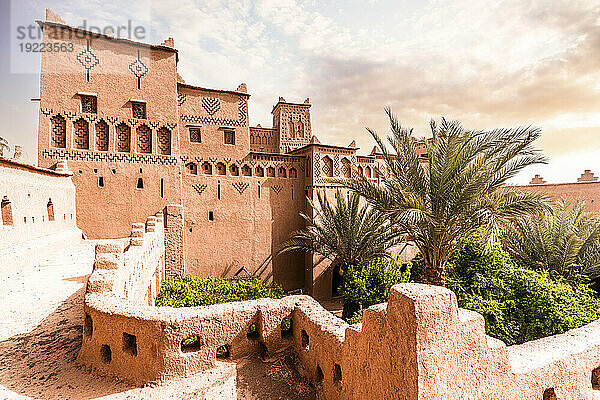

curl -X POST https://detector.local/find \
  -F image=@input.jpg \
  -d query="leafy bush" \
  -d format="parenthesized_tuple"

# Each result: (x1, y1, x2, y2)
(155, 275, 284, 308)
(341, 253, 410, 322)
(446, 234, 600, 345)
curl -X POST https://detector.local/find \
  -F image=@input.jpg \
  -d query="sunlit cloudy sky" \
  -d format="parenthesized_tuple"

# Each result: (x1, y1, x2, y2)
(1, 0, 599, 184)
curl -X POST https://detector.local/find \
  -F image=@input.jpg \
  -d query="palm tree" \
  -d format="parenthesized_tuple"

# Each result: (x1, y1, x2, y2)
(0, 136, 9, 157)
(277, 189, 404, 315)
(341, 109, 550, 286)
(502, 199, 600, 282)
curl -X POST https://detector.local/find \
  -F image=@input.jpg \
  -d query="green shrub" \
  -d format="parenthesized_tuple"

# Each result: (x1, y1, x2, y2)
(342, 253, 410, 322)
(155, 275, 284, 308)
(446, 234, 600, 345)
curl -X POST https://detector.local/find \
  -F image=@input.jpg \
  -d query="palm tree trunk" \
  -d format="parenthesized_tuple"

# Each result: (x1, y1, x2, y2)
(421, 260, 446, 286)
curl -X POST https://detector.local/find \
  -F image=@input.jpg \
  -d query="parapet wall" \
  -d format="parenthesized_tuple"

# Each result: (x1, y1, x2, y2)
(79, 219, 600, 398)
(0, 158, 78, 248)
(0, 158, 81, 271)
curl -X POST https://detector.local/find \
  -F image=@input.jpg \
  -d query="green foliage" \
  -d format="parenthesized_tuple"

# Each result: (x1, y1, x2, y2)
(155, 275, 284, 308)
(341, 253, 410, 322)
(277, 190, 404, 269)
(340, 111, 549, 284)
(182, 335, 200, 346)
(280, 317, 292, 334)
(446, 234, 600, 345)
(502, 198, 600, 282)
(345, 311, 363, 325)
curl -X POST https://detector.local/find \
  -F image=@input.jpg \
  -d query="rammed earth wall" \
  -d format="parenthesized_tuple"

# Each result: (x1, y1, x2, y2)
(79, 213, 600, 399)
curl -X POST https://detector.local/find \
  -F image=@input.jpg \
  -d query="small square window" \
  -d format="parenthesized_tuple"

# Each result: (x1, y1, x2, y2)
(132, 102, 146, 119)
(190, 127, 201, 143)
(81, 95, 97, 114)
(224, 130, 235, 145)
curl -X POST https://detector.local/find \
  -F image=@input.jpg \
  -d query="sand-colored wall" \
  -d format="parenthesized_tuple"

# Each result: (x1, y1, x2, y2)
(78, 220, 600, 398)
(0, 158, 78, 250)
(37, 21, 181, 240)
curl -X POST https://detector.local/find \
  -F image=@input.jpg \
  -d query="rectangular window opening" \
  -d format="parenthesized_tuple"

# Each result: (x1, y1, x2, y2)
(98, 177, 104, 187)
(224, 130, 235, 145)
(189, 127, 202, 143)
(136, 178, 144, 189)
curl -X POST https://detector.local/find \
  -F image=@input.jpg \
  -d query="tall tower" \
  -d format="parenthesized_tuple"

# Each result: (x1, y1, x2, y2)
(272, 97, 312, 153)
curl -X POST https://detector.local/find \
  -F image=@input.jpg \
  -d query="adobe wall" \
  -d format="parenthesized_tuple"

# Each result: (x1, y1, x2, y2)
(79, 212, 600, 398)
(180, 158, 306, 290)
(37, 19, 181, 239)
(0, 158, 79, 251)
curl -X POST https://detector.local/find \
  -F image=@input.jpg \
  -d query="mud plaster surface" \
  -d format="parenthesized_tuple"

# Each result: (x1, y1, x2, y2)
(0, 240, 315, 400)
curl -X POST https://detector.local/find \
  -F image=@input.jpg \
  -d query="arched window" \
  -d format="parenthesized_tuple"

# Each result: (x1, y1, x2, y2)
(47, 199, 55, 222)
(136, 125, 152, 153)
(255, 166, 264, 177)
(73, 118, 90, 149)
(365, 166, 372, 178)
(289, 167, 297, 178)
(202, 162, 212, 175)
(229, 164, 240, 176)
(95, 120, 109, 151)
(267, 167, 275, 177)
(186, 162, 198, 175)
(158, 127, 171, 155)
(322, 156, 333, 177)
(341, 158, 351, 178)
(50, 115, 66, 148)
(216, 162, 226, 175)
(242, 165, 252, 176)
(357, 166, 363, 176)
(278, 167, 287, 178)
(116, 123, 131, 153)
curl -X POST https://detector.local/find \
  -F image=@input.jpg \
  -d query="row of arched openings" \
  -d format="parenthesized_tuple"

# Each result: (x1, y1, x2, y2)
(187, 162, 298, 178)
(50, 115, 171, 155)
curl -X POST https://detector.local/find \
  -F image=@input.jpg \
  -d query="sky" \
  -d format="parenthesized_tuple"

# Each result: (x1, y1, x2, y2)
(1, 0, 599, 184)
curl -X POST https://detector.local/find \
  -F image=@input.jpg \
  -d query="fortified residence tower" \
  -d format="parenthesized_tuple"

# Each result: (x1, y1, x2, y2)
(35, 10, 428, 299)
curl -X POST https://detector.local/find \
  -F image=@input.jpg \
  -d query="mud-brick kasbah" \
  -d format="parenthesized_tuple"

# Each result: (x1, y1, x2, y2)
(3, 8, 600, 400)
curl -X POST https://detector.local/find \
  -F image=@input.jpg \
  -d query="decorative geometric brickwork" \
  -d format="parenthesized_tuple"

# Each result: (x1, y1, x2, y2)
(191, 184, 207, 195)
(50, 114, 66, 148)
(129, 50, 149, 90)
(95, 120, 109, 151)
(189, 127, 201, 143)
(41, 108, 53, 117)
(232, 182, 249, 194)
(238, 98, 247, 125)
(81, 95, 97, 114)
(73, 118, 90, 150)
(177, 93, 187, 106)
(157, 127, 171, 155)
(136, 125, 152, 153)
(76, 39, 99, 82)
(116, 123, 131, 153)
(132, 102, 146, 120)
(180, 114, 246, 127)
(42, 149, 178, 165)
(202, 97, 220, 116)
(333, 154, 340, 176)
(180, 96, 248, 127)
(341, 157, 351, 178)
(272, 185, 283, 194)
